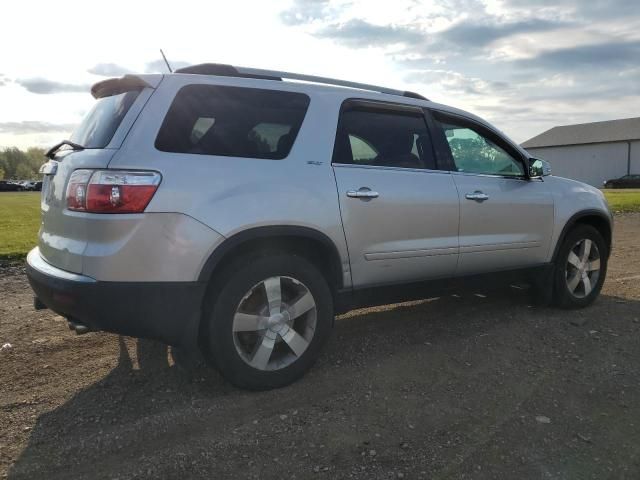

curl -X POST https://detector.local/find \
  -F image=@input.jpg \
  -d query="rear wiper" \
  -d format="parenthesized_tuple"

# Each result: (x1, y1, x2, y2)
(45, 140, 85, 159)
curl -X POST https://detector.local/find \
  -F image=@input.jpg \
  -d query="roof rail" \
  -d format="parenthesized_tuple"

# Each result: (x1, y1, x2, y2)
(174, 63, 428, 101)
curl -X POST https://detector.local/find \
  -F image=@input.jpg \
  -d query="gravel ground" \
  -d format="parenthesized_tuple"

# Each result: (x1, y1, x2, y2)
(1, 214, 639, 479)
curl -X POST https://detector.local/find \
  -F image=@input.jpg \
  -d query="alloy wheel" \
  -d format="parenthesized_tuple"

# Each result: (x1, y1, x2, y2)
(565, 238, 601, 299)
(232, 276, 317, 371)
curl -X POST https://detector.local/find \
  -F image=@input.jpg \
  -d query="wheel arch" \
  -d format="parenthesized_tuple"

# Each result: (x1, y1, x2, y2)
(198, 225, 345, 291)
(552, 210, 613, 262)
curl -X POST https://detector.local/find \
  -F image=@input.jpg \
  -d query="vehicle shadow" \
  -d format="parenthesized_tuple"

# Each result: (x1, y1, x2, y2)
(7, 287, 639, 479)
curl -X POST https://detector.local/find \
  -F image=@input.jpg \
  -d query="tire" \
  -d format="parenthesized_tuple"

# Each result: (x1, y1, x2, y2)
(203, 253, 334, 390)
(552, 225, 608, 309)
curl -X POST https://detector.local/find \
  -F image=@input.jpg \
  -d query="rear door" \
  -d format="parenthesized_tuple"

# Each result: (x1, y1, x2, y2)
(430, 110, 554, 275)
(38, 79, 156, 273)
(332, 100, 459, 287)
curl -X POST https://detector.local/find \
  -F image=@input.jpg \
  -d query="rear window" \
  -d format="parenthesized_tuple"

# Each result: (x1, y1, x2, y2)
(70, 90, 140, 148)
(155, 85, 310, 159)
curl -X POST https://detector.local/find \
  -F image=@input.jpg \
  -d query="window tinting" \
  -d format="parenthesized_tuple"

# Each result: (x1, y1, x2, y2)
(333, 107, 436, 170)
(434, 114, 524, 177)
(155, 85, 310, 159)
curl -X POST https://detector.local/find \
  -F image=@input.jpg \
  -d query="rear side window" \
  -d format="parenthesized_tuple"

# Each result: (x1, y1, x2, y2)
(333, 106, 436, 170)
(155, 85, 310, 159)
(70, 90, 140, 148)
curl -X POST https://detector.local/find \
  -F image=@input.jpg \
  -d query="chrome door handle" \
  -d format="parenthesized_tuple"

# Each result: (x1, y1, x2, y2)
(465, 191, 489, 202)
(347, 188, 379, 199)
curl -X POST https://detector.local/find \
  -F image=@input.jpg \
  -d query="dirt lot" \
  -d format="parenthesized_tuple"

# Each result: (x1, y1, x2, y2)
(1, 214, 639, 479)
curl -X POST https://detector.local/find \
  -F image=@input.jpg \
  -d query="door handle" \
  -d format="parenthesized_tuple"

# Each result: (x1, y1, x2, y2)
(347, 188, 379, 199)
(465, 191, 489, 202)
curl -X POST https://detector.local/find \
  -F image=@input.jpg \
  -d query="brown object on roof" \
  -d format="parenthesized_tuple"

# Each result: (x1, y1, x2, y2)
(522, 117, 640, 149)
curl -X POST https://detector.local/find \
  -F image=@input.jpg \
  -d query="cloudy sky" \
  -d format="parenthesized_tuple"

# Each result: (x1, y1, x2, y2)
(1, 0, 639, 148)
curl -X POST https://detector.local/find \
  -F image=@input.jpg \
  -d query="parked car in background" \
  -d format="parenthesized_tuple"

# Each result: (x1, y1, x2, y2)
(0, 180, 24, 191)
(27, 64, 613, 390)
(33, 181, 43, 192)
(603, 174, 640, 189)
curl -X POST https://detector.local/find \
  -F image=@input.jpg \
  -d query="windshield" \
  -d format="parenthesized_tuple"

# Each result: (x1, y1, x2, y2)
(70, 90, 140, 148)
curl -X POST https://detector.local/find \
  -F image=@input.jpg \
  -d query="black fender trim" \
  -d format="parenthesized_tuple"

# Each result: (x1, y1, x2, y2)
(551, 209, 613, 262)
(197, 226, 346, 288)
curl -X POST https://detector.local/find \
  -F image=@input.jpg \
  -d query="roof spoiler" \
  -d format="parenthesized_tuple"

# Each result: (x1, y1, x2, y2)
(90, 75, 154, 99)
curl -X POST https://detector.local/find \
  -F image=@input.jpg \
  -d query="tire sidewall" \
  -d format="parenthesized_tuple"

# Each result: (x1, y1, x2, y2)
(206, 254, 333, 390)
(554, 225, 608, 308)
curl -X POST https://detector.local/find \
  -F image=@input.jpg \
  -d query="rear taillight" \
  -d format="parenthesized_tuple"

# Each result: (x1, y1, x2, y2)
(66, 169, 161, 213)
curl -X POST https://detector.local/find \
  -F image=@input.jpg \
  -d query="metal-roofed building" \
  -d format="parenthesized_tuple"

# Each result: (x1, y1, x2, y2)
(522, 117, 640, 187)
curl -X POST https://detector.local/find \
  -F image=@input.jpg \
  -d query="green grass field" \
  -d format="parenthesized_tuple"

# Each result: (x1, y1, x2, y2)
(0, 192, 41, 260)
(602, 189, 640, 213)
(1, 189, 639, 261)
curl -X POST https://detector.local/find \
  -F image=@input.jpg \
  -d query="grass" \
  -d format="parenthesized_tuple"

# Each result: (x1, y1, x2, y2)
(0, 188, 639, 262)
(602, 189, 640, 213)
(0, 192, 41, 261)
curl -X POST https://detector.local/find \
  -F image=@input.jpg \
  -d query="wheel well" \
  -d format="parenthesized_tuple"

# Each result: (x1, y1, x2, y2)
(555, 213, 612, 260)
(574, 215, 612, 254)
(201, 231, 344, 293)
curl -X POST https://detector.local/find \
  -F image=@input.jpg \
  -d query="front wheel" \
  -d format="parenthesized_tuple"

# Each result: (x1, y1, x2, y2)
(553, 225, 608, 309)
(203, 254, 334, 390)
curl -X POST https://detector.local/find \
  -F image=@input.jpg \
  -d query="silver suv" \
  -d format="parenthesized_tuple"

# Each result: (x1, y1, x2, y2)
(27, 63, 613, 389)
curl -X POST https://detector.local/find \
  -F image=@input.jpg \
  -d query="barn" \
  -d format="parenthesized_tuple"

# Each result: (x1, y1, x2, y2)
(521, 117, 640, 187)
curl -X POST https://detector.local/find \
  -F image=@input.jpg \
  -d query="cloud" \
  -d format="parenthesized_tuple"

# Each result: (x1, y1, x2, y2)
(0, 73, 7, 86)
(280, 0, 334, 26)
(315, 19, 424, 47)
(440, 19, 568, 47)
(0, 121, 76, 135)
(504, 0, 640, 20)
(144, 58, 190, 73)
(405, 69, 510, 96)
(516, 41, 640, 72)
(87, 63, 133, 77)
(17, 78, 89, 94)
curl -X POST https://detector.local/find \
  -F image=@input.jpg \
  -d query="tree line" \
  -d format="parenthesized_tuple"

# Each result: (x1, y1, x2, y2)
(0, 147, 46, 181)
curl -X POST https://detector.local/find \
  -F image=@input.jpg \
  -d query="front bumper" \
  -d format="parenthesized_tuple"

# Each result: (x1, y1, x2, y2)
(26, 248, 206, 346)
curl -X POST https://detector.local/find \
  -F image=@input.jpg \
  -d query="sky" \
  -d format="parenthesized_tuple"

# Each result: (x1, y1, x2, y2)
(1, 0, 639, 149)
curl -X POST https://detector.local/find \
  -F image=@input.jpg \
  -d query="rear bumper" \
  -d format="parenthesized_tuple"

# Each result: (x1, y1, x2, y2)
(26, 247, 206, 346)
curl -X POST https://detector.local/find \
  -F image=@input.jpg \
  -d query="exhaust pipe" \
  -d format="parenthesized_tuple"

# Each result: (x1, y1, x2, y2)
(67, 318, 92, 335)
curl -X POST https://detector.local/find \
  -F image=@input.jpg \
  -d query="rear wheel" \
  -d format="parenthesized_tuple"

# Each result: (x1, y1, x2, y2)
(203, 254, 333, 390)
(553, 225, 607, 309)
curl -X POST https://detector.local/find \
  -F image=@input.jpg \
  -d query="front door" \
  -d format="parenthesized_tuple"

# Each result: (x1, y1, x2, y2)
(332, 100, 460, 287)
(430, 110, 554, 275)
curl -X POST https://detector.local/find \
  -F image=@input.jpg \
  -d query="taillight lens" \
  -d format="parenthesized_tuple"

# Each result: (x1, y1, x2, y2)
(66, 170, 161, 213)
(66, 170, 93, 210)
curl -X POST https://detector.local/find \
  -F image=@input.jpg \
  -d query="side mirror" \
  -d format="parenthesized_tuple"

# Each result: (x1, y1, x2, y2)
(529, 157, 551, 178)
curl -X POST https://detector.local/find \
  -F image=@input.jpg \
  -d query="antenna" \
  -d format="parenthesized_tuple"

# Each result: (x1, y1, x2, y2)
(160, 49, 173, 73)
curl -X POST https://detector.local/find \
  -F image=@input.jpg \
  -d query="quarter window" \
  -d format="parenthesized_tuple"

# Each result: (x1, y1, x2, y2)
(434, 114, 524, 177)
(333, 106, 436, 170)
(348, 135, 378, 164)
(155, 85, 310, 159)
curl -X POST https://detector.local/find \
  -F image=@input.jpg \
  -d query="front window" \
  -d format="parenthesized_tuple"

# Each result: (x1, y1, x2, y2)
(434, 113, 524, 177)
